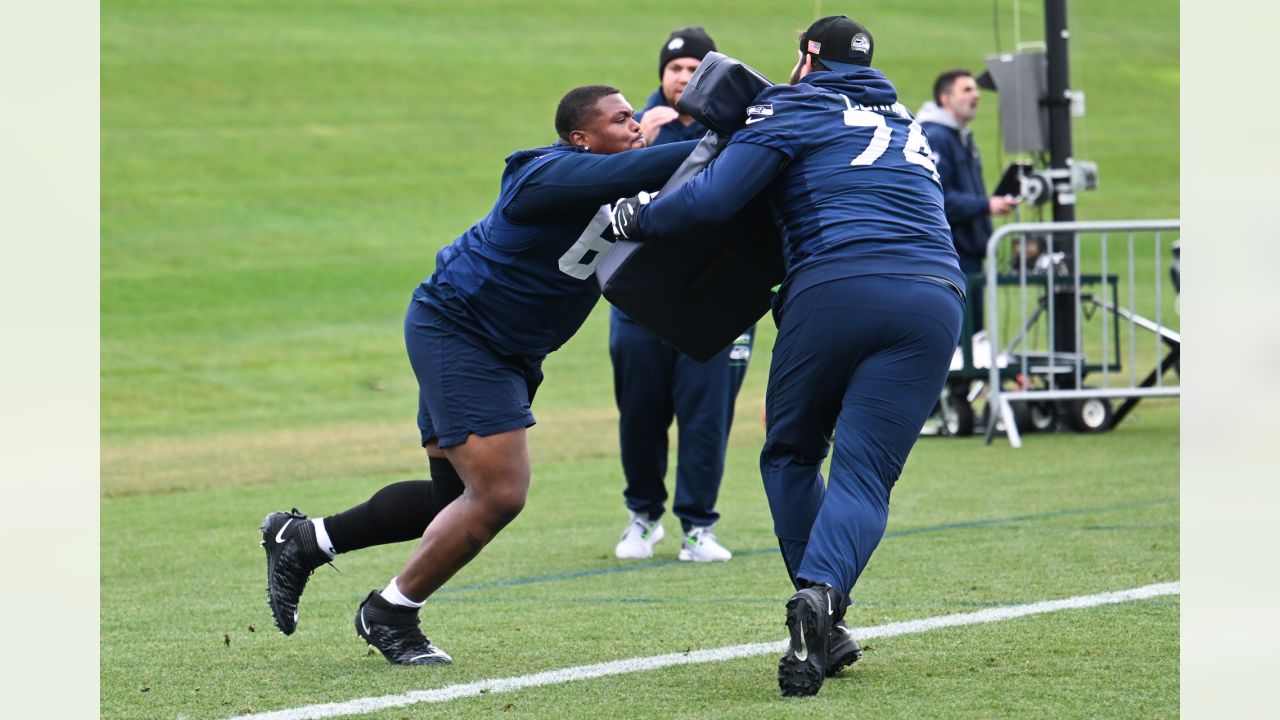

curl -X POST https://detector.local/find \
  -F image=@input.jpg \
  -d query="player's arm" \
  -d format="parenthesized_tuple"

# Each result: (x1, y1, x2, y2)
(612, 140, 788, 242)
(505, 140, 699, 223)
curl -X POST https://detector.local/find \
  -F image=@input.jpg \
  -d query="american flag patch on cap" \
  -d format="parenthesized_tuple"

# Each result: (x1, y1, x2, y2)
(807, 40, 822, 53)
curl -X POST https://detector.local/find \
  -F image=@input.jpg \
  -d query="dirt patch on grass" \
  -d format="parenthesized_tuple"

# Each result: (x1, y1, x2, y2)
(102, 396, 767, 498)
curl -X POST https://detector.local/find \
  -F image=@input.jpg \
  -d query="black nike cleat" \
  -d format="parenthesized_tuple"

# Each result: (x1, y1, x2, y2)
(260, 509, 330, 635)
(825, 620, 863, 676)
(778, 585, 838, 697)
(355, 591, 453, 665)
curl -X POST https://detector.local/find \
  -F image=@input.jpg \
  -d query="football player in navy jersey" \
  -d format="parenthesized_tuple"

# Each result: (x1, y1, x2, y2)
(610, 26, 755, 564)
(259, 85, 698, 665)
(612, 16, 965, 696)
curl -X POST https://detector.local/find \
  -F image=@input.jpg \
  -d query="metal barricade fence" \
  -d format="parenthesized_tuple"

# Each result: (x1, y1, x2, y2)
(981, 219, 1180, 447)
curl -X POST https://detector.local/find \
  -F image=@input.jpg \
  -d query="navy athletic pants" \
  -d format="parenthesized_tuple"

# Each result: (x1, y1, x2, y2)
(761, 274, 962, 601)
(609, 308, 753, 530)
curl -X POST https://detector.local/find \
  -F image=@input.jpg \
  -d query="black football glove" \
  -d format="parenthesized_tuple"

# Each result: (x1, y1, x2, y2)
(609, 190, 658, 241)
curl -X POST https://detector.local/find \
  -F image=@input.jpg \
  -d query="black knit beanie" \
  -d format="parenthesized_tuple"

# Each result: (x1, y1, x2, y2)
(658, 26, 717, 78)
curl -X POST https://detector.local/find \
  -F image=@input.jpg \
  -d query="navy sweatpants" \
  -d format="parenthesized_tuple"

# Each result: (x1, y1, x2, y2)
(761, 274, 962, 601)
(609, 308, 753, 530)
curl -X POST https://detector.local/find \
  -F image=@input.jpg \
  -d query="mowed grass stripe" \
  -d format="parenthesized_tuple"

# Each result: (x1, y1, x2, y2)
(224, 582, 1178, 720)
(434, 496, 1177, 593)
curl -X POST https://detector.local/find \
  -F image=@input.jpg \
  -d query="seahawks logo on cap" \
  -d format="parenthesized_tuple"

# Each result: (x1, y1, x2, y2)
(667, 38, 685, 51)
(850, 33, 871, 54)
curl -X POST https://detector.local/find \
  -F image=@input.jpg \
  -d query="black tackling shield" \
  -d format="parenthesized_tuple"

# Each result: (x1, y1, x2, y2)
(593, 52, 785, 363)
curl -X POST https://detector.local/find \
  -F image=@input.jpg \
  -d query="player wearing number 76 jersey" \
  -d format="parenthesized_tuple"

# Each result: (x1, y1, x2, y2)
(611, 15, 965, 697)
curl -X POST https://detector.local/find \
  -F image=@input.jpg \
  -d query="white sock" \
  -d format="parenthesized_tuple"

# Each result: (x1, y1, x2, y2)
(311, 519, 336, 559)
(381, 577, 424, 608)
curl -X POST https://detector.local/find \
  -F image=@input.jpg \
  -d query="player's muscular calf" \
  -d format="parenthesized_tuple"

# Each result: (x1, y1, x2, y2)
(392, 429, 531, 601)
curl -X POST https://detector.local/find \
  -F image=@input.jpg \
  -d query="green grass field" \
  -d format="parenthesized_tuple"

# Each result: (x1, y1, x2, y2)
(102, 1, 1178, 718)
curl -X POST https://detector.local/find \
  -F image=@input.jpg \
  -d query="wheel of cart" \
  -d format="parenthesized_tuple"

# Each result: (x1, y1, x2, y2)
(1005, 373, 1058, 433)
(1024, 399, 1057, 432)
(933, 276, 996, 439)
(979, 370, 1068, 435)
(980, 395, 1054, 435)
(1060, 395, 1114, 433)
(938, 381, 975, 436)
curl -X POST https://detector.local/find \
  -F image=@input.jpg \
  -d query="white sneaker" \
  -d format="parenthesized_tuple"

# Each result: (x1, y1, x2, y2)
(678, 526, 732, 562)
(615, 512, 664, 559)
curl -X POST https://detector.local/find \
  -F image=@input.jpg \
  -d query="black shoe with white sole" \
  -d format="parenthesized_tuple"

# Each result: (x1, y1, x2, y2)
(355, 591, 452, 665)
(826, 620, 862, 676)
(778, 585, 838, 697)
(260, 509, 331, 635)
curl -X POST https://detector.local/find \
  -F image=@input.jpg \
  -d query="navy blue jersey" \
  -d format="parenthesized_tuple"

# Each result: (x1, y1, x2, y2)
(734, 69, 962, 294)
(416, 141, 696, 359)
(639, 68, 964, 299)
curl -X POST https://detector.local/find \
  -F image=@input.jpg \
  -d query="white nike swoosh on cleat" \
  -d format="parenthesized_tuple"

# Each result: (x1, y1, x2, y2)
(275, 519, 294, 544)
(360, 607, 371, 634)
(794, 619, 808, 662)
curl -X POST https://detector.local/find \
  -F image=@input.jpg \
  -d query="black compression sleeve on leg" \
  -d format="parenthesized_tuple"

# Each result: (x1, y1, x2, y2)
(322, 457, 467, 554)
(324, 458, 467, 553)
(428, 455, 465, 511)
(323, 480, 433, 553)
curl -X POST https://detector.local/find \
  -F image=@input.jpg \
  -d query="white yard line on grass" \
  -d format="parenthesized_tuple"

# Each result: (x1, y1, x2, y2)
(226, 581, 1178, 720)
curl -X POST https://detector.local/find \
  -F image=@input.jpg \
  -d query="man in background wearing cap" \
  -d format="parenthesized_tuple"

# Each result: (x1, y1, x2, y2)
(917, 68, 1017, 332)
(258, 85, 700, 666)
(611, 16, 964, 696)
(608, 26, 754, 564)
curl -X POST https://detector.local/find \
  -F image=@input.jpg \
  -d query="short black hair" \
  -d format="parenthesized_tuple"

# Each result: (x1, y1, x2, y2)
(932, 69, 973, 105)
(555, 85, 622, 143)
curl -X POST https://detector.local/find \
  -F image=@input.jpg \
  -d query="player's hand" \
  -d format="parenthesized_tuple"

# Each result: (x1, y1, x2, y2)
(639, 107, 680, 145)
(610, 191, 658, 241)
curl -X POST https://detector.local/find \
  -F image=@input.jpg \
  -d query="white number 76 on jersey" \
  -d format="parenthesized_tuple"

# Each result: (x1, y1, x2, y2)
(841, 100, 940, 182)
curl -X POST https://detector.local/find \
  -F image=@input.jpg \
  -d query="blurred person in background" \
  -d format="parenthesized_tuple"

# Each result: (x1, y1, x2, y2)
(609, 26, 754, 564)
(917, 68, 1017, 331)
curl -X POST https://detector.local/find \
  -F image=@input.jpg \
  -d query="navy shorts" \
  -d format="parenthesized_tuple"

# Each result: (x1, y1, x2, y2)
(404, 299, 543, 448)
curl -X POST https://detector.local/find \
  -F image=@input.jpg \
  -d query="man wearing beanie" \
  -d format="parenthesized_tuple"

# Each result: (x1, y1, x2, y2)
(608, 26, 755, 565)
(610, 15, 964, 697)
(637, 26, 717, 145)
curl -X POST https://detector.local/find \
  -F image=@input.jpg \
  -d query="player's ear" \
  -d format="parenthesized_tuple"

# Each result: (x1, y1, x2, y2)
(568, 129, 590, 150)
(790, 50, 811, 83)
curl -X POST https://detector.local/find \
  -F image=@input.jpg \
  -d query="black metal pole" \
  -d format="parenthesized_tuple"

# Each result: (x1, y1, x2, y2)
(1044, 0, 1075, 226)
(1044, 0, 1079, 377)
